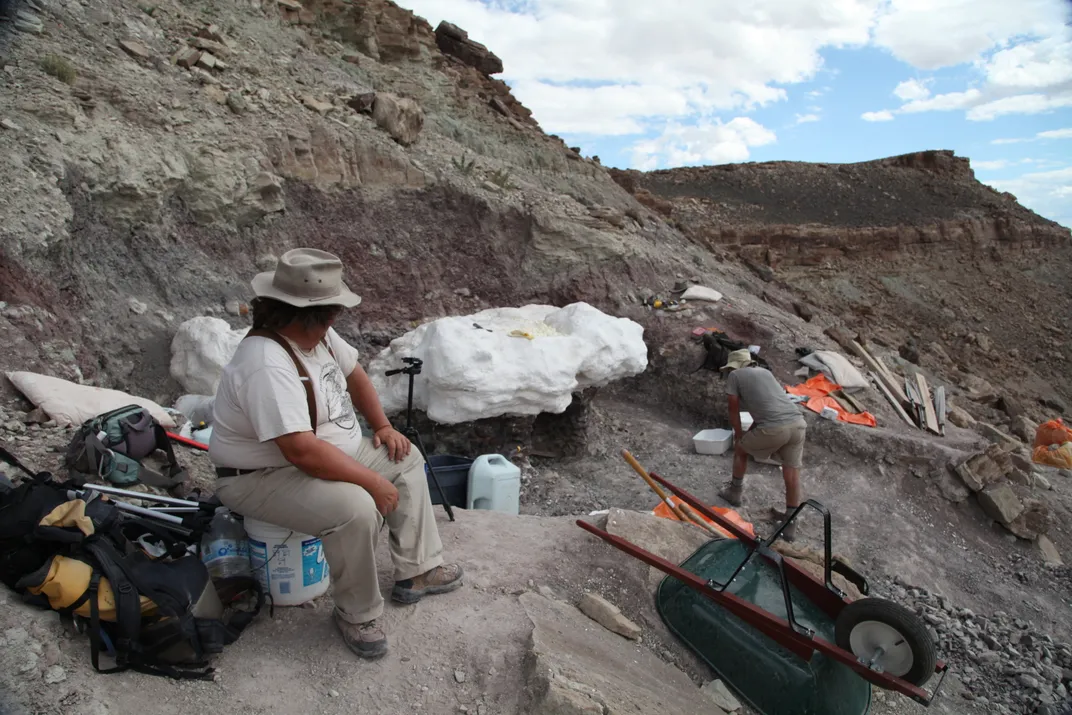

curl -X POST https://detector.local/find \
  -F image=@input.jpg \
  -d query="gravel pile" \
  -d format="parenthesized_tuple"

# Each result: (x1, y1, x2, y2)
(889, 579, 1072, 714)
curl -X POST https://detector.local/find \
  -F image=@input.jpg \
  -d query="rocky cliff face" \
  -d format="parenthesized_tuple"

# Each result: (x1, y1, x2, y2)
(612, 150, 1070, 267)
(0, 0, 695, 400)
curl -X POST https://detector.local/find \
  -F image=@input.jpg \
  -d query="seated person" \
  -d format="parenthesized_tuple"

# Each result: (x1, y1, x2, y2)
(209, 247, 463, 660)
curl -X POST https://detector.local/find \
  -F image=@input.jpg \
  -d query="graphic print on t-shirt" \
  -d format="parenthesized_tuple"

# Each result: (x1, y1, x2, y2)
(320, 361, 357, 430)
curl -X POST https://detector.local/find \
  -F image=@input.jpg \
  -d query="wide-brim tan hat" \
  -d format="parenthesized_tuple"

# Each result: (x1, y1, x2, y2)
(720, 349, 756, 372)
(251, 248, 362, 308)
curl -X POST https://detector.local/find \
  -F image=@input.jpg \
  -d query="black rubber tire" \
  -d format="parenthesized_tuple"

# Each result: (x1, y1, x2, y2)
(834, 597, 937, 687)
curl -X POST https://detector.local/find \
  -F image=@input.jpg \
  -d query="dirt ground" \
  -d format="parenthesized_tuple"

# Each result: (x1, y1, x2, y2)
(3, 385, 1070, 715)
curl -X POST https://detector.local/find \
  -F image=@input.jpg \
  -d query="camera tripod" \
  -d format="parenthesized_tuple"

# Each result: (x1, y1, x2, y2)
(384, 357, 455, 521)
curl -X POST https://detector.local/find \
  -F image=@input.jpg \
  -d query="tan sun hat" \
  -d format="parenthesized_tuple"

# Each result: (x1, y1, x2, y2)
(720, 349, 756, 372)
(251, 248, 362, 308)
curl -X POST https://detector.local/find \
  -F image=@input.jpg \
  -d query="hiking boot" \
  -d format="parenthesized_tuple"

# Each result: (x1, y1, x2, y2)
(391, 563, 464, 604)
(718, 479, 744, 507)
(335, 613, 387, 659)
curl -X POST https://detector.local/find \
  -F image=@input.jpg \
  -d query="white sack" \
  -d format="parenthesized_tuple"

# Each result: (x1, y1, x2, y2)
(680, 285, 723, 303)
(369, 303, 648, 424)
(170, 317, 249, 396)
(5, 371, 177, 428)
(799, 350, 869, 393)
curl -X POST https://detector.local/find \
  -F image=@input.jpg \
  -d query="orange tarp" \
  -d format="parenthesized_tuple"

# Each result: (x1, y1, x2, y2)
(653, 495, 755, 540)
(786, 375, 878, 428)
(785, 374, 841, 399)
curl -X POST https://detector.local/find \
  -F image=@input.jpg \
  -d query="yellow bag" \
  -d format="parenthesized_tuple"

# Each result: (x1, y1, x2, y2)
(22, 555, 157, 621)
(1033, 442, 1072, 470)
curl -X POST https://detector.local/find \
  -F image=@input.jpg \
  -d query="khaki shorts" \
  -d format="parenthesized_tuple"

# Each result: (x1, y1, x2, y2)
(738, 420, 807, 468)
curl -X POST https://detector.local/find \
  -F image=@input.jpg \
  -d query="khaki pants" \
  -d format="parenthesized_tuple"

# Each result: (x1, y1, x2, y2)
(738, 419, 807, 469)
(215, 437, 443, 624)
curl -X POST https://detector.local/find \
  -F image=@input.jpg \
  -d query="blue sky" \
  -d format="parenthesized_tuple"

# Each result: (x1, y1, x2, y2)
(397, 0, 1072, 227)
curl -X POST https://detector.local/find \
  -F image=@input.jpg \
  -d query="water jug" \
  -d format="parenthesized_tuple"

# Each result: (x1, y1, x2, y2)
(201, 507, 252, 580)
(466, 454, 521, 515)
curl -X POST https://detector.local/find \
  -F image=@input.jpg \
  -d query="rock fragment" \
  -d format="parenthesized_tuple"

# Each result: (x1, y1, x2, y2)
(577, 593, 641, 640)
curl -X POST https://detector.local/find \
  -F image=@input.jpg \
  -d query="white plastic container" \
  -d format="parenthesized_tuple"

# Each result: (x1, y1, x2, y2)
(693, 428, 734, 455)
(466, 454, 521, 515)
(741, 412, 754, 432)
(244, 517, 330, 606)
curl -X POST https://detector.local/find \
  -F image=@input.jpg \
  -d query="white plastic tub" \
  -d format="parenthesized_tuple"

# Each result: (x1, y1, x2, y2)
(693, 428, 734, 455)
(741, 412, 754, 432)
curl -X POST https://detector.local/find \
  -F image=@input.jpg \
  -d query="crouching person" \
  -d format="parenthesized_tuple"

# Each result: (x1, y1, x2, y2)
(717, 350, 808, 541)
(208, 248, 463, 659)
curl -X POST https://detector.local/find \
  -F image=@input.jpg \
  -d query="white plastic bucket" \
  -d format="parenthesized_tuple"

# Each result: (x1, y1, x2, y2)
(244, 517, 330, 606)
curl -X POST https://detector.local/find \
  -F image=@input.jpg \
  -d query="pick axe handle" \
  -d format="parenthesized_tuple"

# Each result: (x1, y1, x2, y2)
(622, 450, 716, 534)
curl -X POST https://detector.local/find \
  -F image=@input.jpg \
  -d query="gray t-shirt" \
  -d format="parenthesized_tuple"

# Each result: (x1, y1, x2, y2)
(725, 367, 803, 429)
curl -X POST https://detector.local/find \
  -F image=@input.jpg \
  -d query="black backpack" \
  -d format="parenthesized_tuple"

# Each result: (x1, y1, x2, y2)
(64, 405, 188, 491)
(0, 449, 262, 680)
(694, 330, 771, 374)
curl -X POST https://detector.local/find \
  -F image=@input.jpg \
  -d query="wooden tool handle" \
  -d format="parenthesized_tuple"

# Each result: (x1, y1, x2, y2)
(622, 450, 708, 530)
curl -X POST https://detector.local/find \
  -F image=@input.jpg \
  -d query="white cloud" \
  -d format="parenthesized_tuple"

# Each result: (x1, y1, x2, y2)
(973, 160, 1009, 170)
(893, 78, 931, 101)
(794, 113, 821, 124)
(990, 127, 1072, 144)
(872, 0, 1069, 69)
(631, 118, 777, 169)
(862, 110, 895, 121)
(397, 0, 879, 139)
(987, 166, 1072, 227)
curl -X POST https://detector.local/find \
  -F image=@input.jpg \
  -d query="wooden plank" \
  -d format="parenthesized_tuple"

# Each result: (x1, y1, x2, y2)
(903, 377, 925, 428)
(934, 386, 947, 435)
(837, 389, 867, 414)
(869, 371, 916, 427)
(831, 392, 857, 414)
(916, 372, 942, 435)
(850, 340, 909, 403)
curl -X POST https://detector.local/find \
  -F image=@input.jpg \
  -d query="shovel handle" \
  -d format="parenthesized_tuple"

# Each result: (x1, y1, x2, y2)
(622, 450, 712, 532)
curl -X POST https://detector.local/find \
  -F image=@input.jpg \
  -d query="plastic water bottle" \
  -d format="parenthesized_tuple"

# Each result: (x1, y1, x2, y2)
(201, 507, 252, 580)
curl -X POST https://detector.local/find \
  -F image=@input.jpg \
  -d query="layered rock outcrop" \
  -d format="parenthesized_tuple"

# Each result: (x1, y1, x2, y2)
(614, 150, 1071, 266)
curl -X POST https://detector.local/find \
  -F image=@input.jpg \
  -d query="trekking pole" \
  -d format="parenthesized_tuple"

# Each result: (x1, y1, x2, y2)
(73, 482, 201, 508)
(385, 358, 455, 521)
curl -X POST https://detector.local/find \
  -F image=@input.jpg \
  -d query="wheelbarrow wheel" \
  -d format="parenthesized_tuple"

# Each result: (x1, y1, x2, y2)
(834, 598, 937, 687)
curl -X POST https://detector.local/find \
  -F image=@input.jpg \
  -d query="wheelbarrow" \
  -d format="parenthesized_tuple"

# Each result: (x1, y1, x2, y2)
(576, 470, 948, 715)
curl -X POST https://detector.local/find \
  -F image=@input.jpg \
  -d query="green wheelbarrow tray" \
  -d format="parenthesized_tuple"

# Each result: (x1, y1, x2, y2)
(576, 470, 949, 712)
(657, 537, 870, 715)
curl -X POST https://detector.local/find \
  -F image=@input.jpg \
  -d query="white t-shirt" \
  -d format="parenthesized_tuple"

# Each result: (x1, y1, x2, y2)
(208, 328, 363, 469)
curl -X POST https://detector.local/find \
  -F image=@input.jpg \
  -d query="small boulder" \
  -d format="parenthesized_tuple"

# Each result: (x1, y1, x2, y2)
(977, 484, 1023, 526)
(955, 444, 1012, 492)
(577, 593, 641, 640)
(434, 21, 503, 75)
(347, 92, 376, 114)
(1010, 415, 1038, 444)
(1038, 535, 1063, 566)
(701, 679, 741, 712)
(976, 422, 1022, 450)
(1006, 499, 1050, 540)
(947, 405, 976, 428)
(371, 93, 424, 146)
(302, 94, 334, 116)
(119, 39, 151, 60)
